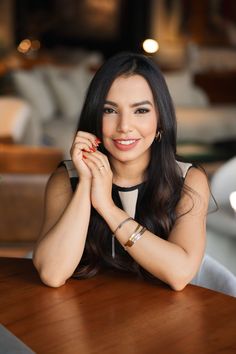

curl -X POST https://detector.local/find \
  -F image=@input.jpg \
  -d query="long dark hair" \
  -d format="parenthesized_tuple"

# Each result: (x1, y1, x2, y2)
(73, 52, 187, 281)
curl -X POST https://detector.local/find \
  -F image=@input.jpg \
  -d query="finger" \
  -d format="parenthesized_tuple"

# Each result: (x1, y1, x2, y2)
(92, 151, 110, 165)
(70, 142, 92, 155)
(83, 158, 102, 178)
(87, 150, 110, 165)
(82, 152, 109, 176)
(73, 136, 97, 152)
(75, 131, 101, 147)
(83, 152, 109, 171)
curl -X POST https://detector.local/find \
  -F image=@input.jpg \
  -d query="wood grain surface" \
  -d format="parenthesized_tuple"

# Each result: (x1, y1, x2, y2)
(0, 257, 236, 354)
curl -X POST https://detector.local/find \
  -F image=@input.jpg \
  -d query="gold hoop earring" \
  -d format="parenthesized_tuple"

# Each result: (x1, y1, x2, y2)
(155, 130, 162, 142)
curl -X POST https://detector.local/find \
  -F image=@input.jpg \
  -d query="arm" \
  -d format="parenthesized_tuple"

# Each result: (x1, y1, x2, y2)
(33, 167, 91, 287)
(33, 131, 100, 287)
(84, 150, 209, 291)
(101, 168, 209, 290)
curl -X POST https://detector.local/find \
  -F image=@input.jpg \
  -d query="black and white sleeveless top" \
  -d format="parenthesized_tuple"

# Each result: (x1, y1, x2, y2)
(62, 160, 192, 219)
(62, 161, 231, 294)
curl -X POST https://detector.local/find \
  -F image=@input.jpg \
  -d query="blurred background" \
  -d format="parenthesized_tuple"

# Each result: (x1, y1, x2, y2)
(0, 0, 236, 275)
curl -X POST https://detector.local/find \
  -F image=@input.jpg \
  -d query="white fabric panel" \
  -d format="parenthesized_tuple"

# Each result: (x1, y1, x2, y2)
(118, 189, 138, 218)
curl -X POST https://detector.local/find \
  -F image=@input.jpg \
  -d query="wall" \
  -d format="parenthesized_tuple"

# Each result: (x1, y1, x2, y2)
(0, 0, 14, 52)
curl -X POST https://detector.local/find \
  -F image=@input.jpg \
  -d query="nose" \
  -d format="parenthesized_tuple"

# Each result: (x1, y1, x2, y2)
(117, 112, 132, 133)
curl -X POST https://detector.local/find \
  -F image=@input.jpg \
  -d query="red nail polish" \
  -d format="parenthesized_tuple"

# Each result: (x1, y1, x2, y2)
(95, 138, 101, 144)
(82, 154, 87, 159)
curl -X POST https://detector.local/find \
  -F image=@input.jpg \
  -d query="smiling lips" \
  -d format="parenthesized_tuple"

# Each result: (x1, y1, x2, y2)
(113, 139, 140, 151)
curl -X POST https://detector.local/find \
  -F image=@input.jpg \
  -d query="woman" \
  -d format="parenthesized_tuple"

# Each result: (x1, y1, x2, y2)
(33, 52, 209, 289)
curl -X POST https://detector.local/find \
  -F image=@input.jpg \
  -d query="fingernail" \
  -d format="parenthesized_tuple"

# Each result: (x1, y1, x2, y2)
(95, 138, 101, 144)
(82, 154, 87, 159)
(89, 147, 96, 152)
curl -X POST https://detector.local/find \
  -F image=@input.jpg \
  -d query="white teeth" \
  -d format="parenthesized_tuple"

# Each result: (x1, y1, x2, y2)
(117, 140, 136, 145)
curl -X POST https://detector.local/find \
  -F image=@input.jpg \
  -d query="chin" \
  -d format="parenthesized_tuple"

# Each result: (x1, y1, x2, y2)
(111, 150, 150, 164)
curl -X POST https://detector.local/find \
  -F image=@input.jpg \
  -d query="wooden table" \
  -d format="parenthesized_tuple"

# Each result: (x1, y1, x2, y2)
(0, 258, 236, 354)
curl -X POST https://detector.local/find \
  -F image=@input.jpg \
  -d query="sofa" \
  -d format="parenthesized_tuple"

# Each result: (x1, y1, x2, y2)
(206, 157, 236, 274)
(11, 64, 94, 158)
(3, 61, 236, 160)
(164, 69, 236, 141)
(164, 69, 236, 161)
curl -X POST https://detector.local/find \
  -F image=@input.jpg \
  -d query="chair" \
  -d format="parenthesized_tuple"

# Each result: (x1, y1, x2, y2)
(210, 156, 236, 205)
(206, 157, 236, 274)
(191, 254, 236, 297)
(0, 144, 63, 256)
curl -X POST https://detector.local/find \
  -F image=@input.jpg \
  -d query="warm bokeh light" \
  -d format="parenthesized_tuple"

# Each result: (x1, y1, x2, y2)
(17, 39, 31, 53)
(31, 39, 41, 51)
(229, 191, 236, 213)
(17, 38, 41, 54)
(142, 39, 159, 54)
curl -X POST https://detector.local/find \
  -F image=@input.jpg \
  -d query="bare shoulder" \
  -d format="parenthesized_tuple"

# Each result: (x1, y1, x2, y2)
(39, 165, 74, 237)
(184, 166, 209, 192)
(46, 165, 73, 199)
(177, 166, 210, 217)
(169, 167, 209, 276)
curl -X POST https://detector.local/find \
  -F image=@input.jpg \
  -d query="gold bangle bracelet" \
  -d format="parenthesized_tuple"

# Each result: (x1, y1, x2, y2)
(126, 223, 142, 243)
(130, 226, 147, 245)
(124, 225, 146, 249)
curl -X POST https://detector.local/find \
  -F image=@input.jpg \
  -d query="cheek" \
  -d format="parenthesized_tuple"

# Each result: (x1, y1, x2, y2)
(102, 119, 115, 151)
(140, 117, 157, 139)
(102, 118, 114, 137)
(142, 125, 156, 137)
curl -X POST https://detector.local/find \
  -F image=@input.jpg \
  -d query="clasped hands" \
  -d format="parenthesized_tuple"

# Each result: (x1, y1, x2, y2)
(70, 131, 114, 213)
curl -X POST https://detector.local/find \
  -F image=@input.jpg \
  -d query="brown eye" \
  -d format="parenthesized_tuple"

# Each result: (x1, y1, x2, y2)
(135, 108, 149, 114)
(103, 107, 116, 114)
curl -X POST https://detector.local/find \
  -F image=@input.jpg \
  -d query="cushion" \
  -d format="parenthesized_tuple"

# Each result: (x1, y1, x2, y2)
(69, 64, 93, 102)
(43, 118, 77, 158)
(164, 70, 209, 107)
(176, 106, 236, 143)
(12, 69, 56, 122)
(44, 66, 84, 121)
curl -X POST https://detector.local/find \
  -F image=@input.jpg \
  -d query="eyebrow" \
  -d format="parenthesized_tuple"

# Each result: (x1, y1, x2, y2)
(104, 100, 153, 107)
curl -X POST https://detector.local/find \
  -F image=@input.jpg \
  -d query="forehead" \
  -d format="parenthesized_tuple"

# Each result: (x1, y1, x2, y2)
(106, 74, 154, 101)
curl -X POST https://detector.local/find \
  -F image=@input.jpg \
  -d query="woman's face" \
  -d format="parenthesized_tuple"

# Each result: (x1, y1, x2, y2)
(102, 74, 158, 164)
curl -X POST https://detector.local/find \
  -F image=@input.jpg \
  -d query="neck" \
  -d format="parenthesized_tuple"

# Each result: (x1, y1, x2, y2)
(109, 155, 150, 187)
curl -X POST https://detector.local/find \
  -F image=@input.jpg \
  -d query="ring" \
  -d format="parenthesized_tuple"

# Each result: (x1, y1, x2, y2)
(99, 165, 105, 170)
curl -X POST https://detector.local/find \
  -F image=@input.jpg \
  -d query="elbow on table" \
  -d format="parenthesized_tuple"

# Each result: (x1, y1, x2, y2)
(168, 271, 192, 292)
(170, 280, 188, 292)
(33, 258, 67, 288)
(165, 257, 198, 292)
(39, 271, 66, 288)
